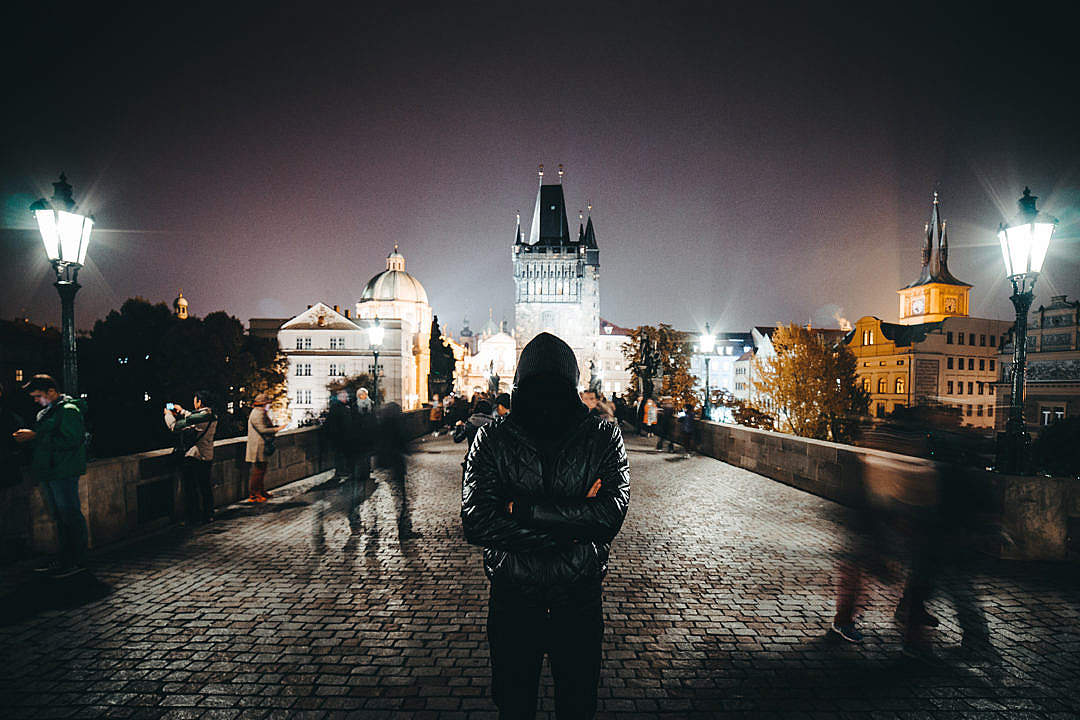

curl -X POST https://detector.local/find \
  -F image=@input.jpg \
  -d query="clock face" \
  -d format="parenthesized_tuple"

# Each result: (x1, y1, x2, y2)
(911, 297, 925, 315)
(944, 297, 957, 313)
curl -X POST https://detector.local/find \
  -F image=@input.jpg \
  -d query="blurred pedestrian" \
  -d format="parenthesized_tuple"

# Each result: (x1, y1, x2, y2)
(12, 374, 88, 576)
(325, 388, 355, 482)
(494, 393, 511, 418)
(462, 332, 630, 719)
(678, 405, 697, 453)
(429, 394, 444, 434)
(246, 394, 283, 503)
(375, 401, 420, 540)
(165, 391, 218, 524)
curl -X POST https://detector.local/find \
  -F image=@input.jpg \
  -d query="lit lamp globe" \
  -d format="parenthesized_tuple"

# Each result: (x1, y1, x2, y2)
(368, 316, 385, 348)
(30, 173, 94, 395)
(998, 187, 1057, 287)
(997, 187, 1058, 475)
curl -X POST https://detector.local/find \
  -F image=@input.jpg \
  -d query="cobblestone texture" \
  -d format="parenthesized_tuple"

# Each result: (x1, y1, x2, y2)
(0, 433, 1077, 718)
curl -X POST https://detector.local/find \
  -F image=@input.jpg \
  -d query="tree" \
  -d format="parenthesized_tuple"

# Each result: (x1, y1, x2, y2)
(713, 390, 775, 430)
(82, 297, 287, 457)
(428, 315, 455, 401)
(752, 323, 867, 442)
(622, 323, 698, 409)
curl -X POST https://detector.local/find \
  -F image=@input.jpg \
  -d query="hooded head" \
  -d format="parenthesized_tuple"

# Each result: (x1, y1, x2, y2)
(511, 333, 586, 442)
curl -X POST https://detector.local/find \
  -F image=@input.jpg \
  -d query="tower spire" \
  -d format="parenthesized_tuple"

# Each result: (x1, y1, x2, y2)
(528, 165, 543, 245)
(578, 210, 585, 242)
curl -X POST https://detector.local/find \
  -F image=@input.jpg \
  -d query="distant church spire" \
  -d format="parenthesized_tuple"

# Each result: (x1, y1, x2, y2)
(528, 165, 543, 245)
(514, 211, 523, 245)
(578, 210, 585, 242)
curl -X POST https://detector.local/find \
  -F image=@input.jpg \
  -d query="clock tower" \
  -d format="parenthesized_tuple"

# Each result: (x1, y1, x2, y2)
(897, 192, 971, 324)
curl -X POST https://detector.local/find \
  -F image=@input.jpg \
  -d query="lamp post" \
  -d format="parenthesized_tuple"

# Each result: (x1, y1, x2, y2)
(699, 322, 716, 420)
(368, 316, 385, 407)
(997, 187, 1058, 474)
(30, 174, 94, 396)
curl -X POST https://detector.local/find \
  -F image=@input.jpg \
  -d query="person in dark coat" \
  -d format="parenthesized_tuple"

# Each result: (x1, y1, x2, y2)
(375, 401, 420, 540)
(453, 399, 495, 449)
(462, 332, 630, 719)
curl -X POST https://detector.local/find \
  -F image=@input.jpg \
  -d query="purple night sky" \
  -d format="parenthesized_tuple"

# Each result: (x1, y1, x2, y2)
(2, 2, 1077, 336)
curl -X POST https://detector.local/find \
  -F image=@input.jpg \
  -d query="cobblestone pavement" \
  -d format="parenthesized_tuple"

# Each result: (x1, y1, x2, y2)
(1, 432, 1078, 719)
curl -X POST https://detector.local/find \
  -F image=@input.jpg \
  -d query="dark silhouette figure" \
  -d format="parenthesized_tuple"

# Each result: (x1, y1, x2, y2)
(375, 402, 420, 540)
(462, 332, 630, 719)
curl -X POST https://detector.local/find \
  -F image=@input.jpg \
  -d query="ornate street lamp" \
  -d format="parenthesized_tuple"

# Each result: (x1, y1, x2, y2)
(30, 174, 94, 395)
(997, 187, 1058, 474)
(699, 322, 716, 420)
(368, 316, 384, 406)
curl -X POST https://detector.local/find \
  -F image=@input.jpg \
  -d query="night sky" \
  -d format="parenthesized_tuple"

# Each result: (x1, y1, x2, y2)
(2, 1, 1078, 336)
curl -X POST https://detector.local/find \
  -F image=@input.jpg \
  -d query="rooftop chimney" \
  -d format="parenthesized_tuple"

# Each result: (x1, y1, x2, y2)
(333, 304, 340, 313)
(345, 309, 351, 319)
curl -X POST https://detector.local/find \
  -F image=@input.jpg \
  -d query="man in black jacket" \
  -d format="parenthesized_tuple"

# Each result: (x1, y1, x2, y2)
(462, 332, 630, 719)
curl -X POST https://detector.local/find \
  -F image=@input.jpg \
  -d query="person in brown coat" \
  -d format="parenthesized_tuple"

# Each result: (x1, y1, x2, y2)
(246, 394, 283, 502)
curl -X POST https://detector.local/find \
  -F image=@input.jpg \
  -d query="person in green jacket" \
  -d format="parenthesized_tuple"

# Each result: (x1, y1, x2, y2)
(12, 374, 88, 575)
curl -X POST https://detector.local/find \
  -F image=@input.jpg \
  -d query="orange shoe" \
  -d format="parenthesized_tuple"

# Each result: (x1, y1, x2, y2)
(254, 494, 268, 503)
(247, 494, 260, 503)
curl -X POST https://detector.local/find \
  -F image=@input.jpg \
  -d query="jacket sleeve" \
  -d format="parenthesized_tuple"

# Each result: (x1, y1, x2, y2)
(173, 408, 211, 432)
(461, 425, 564, 552)
(250, 408, 275, 437)
(452, 423, 467, 443)
(522, 422, 630, 544)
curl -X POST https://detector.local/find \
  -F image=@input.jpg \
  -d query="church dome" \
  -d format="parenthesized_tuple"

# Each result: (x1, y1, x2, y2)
(360, 246, 429, 304)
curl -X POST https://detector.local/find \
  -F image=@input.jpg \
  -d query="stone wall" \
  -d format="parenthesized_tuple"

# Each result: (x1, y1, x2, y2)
(3, 409, 431, 561)
(683, 420, 1076, 561)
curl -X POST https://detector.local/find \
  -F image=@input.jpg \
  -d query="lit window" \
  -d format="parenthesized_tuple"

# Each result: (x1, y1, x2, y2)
(862, 378, 871, 393)
(14, 369, 22, 381)
(878, 378, 887, 394)
(895, 377, 905, 394)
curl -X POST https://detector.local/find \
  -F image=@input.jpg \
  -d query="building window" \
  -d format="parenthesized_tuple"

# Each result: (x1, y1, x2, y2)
(946, 332, 954, 344)
(987, 406, 993, 417)
(979, 359, 985, 371)
(862, 330, 874, 346)
(304, 337, 312, 350)
(862, 378, 871, 393)
(295, 337, 304, 350)
(897, 360, 904, 366)
(990, 360, 995, 372)
(895, 377, 905, 394)
(958, 333, 964, 345)
(980, 334, 986, 346)
(966, 405, 973, 417)
(977, 382, 984, 395)
(989, 335, 996, 347)
(878, 377, 887, 394)
(14, 369, 22, 382)
(957, 382, 963, 395)
(876, 403, 886, 418)
(947, 357, 954, 369)
(1041, 407, 1066, 426)
(977, 405, 984, 417)
(968, 358, 975, 371)
(947, 380, 954, 394)
(969, 333, 976, 345)
(967, 382, 973, 394)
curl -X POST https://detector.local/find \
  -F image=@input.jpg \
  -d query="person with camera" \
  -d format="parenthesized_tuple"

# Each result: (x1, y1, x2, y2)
(164, 391, 218, 524)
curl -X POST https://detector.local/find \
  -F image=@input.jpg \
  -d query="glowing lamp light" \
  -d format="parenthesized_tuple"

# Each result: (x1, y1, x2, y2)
(699, 322, 716, 355)
(997, 187, 1057, 279)
(368, 317, 385, 348)
(30, 174, 94, 266)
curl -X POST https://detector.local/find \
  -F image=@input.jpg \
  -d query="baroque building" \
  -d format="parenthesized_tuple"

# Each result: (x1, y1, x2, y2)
(845, 193, 1010, 429)
(513, 165, 600, 381)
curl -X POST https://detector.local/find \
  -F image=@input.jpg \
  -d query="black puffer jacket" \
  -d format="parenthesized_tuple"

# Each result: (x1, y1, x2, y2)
(461, 333, 630, 600)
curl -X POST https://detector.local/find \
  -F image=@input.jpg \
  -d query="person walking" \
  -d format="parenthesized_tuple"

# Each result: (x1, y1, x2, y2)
(642, 396, 658, 438)
(246, 394, 282, 502)
(12, 374, 89, 576)
(429, 394, 444, 434)
(462, 332, 630, 719)
(165, 391, 218, 524)
(375, 401, 420, 540)
(453, 399, 495, 449)
(325, 389, 355, 482)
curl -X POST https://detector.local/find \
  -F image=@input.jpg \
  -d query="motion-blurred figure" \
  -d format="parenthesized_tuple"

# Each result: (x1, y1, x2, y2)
(375, 401, 420, 540)
(453, 399, 495, 450)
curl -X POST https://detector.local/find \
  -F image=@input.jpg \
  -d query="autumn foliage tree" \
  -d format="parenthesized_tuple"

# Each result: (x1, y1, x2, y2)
(751, 323, 867, 442)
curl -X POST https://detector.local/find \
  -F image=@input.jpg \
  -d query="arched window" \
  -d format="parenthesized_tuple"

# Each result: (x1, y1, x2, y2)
(862, 377, 871, 393)
(895, 377, 905, 395)
(878, 377, 887, 394)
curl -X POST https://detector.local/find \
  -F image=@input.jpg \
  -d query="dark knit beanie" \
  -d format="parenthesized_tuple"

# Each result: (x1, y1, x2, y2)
(514, 333, 579, 388)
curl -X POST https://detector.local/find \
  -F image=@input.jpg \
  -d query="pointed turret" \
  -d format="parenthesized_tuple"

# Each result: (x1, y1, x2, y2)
(902, 191, 968, 289)
(514, 212, 523, 245)
(528, 165, 543, 245)
(578, 210, 585, 242)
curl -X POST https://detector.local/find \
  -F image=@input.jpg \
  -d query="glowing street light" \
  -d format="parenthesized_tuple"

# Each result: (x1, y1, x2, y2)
(30, 174, 94, 395)
(997, 187, 1058, 474)
(699, 322, 716, 420)
(368, 316, 384, 406)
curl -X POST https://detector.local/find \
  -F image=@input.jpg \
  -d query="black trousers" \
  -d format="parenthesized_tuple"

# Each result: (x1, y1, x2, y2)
(487, 582, 603, 720)
(182, 458, 214, 522)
